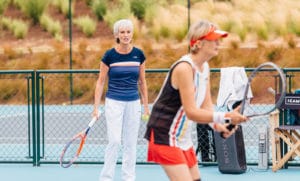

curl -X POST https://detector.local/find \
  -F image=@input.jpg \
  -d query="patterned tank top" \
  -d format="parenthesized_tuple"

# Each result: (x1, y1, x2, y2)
(144, 55, 209, 150)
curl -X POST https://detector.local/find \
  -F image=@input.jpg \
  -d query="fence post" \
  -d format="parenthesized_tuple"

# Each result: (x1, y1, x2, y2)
(35, 71, 41, 166)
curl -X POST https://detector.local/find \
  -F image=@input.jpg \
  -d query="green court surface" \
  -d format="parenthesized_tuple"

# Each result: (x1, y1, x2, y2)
(0, 164, 299, 181)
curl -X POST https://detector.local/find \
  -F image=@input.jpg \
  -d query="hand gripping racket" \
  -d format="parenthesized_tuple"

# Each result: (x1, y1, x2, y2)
(221, 62, 286, 137)
(60, 116, 98, 168)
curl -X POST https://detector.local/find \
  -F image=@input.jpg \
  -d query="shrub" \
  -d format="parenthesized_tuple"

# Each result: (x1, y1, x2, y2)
(91, 0, 107, 21)
(143, 3, 157, 26)
(130, 0, 147, 20)
(1, 17, 28, 39)
(85, 0, 93, 6)
(103, 0, 132, 28)
(52, 0, 73, 18)
(173, 26, 188, 42)
(266, 47, 283, 62)
(11, 20, 29, 39)
(1, 17, 11, 30)
(11, 0, 22, 9)
(0, 0, 9, 15)
(74, 16, 97, 37)
(21, 0, 49, 25)
(160, 26, 170, 38)
(288, 10, 300, 36)
(256, 24, 268, 41)
(40, 14, 62, 38)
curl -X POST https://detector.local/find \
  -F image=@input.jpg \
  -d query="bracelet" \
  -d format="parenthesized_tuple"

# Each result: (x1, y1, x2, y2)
(213, 112, 226, 124)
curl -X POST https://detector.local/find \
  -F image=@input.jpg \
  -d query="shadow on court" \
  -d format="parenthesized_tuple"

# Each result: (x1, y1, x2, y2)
(0, 164, 299, 181)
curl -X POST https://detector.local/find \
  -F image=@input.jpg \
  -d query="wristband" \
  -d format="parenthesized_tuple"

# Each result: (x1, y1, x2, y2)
(213, 112, 226, 124)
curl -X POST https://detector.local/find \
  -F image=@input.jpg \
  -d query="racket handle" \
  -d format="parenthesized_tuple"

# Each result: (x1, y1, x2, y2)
(88, 117, 98, 127)
(226, 124, 236, 131)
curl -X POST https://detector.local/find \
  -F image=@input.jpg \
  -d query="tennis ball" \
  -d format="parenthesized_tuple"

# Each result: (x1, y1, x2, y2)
(141, 114, 149, 122)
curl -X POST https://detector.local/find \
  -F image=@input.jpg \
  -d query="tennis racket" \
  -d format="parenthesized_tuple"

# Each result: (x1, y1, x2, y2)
(222, 62, 286, 137)
(60, 116, 98, 168)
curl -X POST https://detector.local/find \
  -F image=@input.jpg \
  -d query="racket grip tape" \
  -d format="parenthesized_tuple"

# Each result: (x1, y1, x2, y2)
(226, 124, 236, 131)
(88, 117, 98, 127)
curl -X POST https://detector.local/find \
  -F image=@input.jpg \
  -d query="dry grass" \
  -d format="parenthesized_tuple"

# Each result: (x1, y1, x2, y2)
(1, 0, 300, 104)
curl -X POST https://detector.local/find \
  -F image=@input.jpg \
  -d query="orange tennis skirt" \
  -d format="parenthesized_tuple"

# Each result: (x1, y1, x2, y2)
(147, 130, 197, 168)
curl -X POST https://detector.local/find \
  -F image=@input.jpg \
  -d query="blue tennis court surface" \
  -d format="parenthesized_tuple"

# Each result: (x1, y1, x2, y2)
(0, 164, 299, 181)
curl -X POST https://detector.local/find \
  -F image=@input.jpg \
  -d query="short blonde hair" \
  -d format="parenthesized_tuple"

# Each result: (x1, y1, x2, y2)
(187, 20, 217, 54)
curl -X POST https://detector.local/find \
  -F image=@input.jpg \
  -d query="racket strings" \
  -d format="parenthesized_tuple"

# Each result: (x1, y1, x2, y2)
(243, 63, 285, 118)
(60, 136, 83, 167)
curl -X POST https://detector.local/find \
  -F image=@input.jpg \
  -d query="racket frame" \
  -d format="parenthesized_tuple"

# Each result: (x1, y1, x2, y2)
(59, 117, 97, 168)
(240, 62, 286, 117)
(221, 62, 286, 138)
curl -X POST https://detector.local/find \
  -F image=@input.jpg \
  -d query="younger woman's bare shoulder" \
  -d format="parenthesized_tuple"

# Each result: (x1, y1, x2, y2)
(173, 61, 193, 73)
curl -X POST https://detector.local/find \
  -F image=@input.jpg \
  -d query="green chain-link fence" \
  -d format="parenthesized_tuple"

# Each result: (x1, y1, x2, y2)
(0, 68, 300, 167)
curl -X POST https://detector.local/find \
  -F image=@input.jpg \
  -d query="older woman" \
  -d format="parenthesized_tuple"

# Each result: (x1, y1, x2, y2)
(93, 19, 150, 181)
(144, 20, 248, 181)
